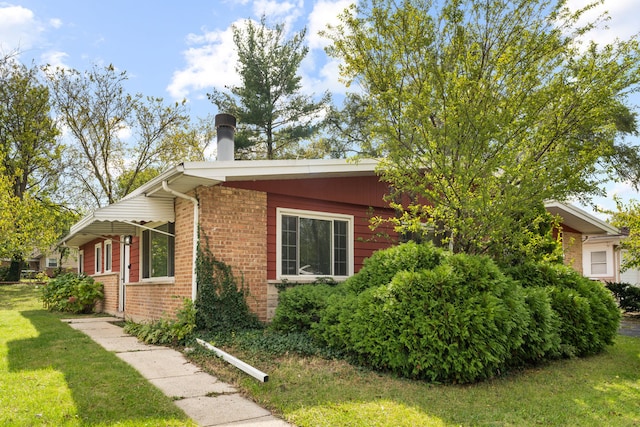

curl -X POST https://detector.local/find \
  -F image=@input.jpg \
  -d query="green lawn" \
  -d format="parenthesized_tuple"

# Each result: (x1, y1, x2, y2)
(0, 284, 195, 426)
(191, 326, 640, 426)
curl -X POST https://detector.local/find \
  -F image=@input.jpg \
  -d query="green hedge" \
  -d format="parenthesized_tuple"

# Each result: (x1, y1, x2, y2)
(505, 263, 620, 357)
(271, 243, 621, 383)
(606, 281, 640, 312)
(316, 253, 530, 383)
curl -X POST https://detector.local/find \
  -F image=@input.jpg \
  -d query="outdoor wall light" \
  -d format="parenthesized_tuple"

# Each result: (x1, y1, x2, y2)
(124, 235, 133, 245)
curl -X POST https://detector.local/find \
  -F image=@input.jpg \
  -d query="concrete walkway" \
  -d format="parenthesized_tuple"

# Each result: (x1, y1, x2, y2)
(62, 317, 292, 427)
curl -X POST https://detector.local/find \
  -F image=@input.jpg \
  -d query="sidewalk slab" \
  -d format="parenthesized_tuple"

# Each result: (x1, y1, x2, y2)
(117, 348, 202, 379)
(63, 318, 293, 426)
(174, 394, 279, 427)
(150, 372, 237, 398)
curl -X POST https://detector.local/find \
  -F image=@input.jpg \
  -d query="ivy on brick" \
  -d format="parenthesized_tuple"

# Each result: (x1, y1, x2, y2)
(195, 233, 262, 332)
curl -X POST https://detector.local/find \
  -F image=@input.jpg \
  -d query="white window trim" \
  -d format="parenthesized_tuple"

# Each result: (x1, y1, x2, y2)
(583, 245, 613, 278)
(46, 257, 58, 268)
(139, 222, 175, 282)
(78, 250, 84, 274)
(276, 207, 354, 281)
(104, 239, 113, 272)
(94, 243, 102, 274)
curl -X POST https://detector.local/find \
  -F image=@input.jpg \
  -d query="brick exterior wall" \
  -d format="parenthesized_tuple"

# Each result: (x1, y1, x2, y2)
(562, 230, 583, 274)
(123, 196, 195, 321)
(95, 272, 120, 316)
(198, 185, 269, 321)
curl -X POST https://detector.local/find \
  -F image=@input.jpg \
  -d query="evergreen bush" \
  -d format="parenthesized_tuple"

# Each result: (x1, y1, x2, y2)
(318, 253, 530, 383)
(345, 241, 444, 294)
(270, 283, 346, 333)
(605, 281, 640, 312)
(506, 262, 620, 357)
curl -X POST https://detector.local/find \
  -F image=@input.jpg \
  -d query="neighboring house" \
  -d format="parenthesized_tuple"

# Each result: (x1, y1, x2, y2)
(32, 248, 78, 277)
(545, 201, 627, 282)
(1, 247, 77, 278)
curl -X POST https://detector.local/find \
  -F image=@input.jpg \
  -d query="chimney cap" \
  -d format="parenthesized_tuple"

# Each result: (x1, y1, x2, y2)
(215, 113, 236, 129)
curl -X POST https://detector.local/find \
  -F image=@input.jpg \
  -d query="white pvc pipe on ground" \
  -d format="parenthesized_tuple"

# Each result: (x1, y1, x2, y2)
(196, 338, 269, 382)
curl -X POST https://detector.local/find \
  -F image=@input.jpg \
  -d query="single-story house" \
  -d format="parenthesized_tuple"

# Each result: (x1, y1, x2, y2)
(61, 115, 625, 322)
(61, 115, 399, 321)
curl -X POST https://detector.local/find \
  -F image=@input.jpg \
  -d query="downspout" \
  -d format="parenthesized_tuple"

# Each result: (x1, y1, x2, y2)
(162, 181, 199, 301)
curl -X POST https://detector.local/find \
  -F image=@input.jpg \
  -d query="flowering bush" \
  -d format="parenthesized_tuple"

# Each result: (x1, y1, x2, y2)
(41, 273, 104, 314)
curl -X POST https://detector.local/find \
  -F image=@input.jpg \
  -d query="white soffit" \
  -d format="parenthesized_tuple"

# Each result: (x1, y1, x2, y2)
(545, 201, 618, 235)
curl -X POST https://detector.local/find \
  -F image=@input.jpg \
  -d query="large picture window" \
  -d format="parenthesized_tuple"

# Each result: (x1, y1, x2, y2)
(277, 208, 352, 278)
(142, 222, 175, 279)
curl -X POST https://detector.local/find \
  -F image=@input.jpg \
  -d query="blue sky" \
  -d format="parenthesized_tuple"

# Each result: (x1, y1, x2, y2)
(1, 0, 639, 217)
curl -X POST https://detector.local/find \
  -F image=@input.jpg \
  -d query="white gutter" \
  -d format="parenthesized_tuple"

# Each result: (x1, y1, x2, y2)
(162, 180, 199, 301)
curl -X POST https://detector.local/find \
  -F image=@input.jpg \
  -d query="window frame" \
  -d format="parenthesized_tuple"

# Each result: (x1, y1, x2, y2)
(141, 222, 175, 281)
(78, 250, 84, 274)
(94, 243, 102, 274)
(276, 208, 354, 280)
(46, 257, 58, 268)
(104, 239, 113, 272)
(590, 250, 608, 276)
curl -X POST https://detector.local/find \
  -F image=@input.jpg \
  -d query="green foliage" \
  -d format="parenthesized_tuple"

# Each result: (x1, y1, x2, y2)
(270, 283, 347, 333)
(317, 253, 530, 383)
(324, 0, 640, 259)
(195, 240, 261, 332)
(506, 262, 621, 357)
(0, 62, 74, 260)
(345, 241, 444, 293)
(208, 15, 330, 159)
(606, 281, 640, 312)
(45, 63, 188, 208)
(40, 273, 103, 314)
(610, 197, 640, 271)
(124, 298, 196, 345)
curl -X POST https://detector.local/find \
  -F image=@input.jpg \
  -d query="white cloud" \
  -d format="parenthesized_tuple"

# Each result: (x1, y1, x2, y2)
(49, 17, 62, 29)
(0, 5, 43, 52)
(40, 50, 70, 69)
(565, 0, 638, 46)
(307, 0, 353, 50)
(167, 23, 241, 100)
(252, 0, 304, 26)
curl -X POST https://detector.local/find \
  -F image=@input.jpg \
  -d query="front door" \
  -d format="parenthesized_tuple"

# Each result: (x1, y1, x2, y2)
(119, 239, 130, 312)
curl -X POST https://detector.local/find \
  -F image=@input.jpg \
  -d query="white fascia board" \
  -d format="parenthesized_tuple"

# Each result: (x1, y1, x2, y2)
(181, 158, 380, 181)
(545, 200, 619, 235)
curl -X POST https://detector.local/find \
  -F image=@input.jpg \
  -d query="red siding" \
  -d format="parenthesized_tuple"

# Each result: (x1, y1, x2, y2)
(226, 175, 391, 208)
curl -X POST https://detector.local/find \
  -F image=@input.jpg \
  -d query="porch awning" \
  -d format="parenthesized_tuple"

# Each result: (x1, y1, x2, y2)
(62, 196, 175, 247)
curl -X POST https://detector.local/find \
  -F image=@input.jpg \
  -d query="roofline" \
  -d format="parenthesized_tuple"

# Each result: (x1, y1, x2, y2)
(544, 200, 619, 235)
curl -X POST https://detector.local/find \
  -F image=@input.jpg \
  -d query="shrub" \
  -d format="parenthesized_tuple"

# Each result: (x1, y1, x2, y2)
(506, 262, 620, 357)
(125, 298, 196, 345)
(41, 273, 103, 314)
(270, 283, 347, 333)
(606, 281, 640, 312)
(345, 241, 444, 294)
(318, 253, 530, 383)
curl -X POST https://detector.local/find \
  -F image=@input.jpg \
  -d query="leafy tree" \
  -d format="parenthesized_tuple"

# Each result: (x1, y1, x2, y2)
(208, 16, 331, 159)
(45, 64, 189, 208)
(610, 198, 640, 272)
(0, 61, 74, 280)
(324, 0, 640, 259)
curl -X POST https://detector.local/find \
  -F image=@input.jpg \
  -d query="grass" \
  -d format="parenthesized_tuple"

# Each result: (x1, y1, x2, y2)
(0, 284, 195, 426)
(189, 327, 640, 426)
